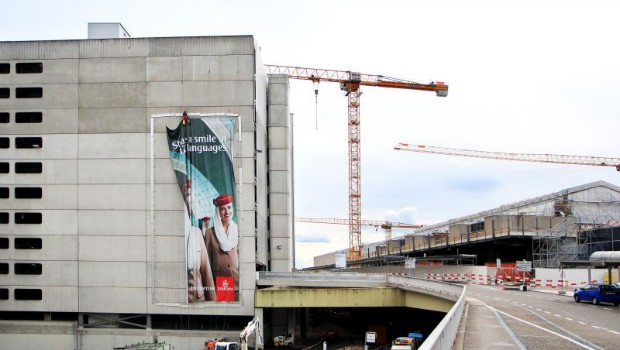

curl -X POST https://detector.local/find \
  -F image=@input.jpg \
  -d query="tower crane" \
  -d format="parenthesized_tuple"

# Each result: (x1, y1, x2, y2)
(295, 217, 424, 241)
(394, 143, 620, 171)
(266, 65, 448, 260)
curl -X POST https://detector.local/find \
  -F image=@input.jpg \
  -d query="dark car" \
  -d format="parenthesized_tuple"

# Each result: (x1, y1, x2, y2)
(574, 283, 620, 306)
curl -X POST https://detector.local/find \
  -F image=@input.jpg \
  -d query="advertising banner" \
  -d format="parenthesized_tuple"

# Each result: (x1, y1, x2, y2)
(166, 114, 239, 303)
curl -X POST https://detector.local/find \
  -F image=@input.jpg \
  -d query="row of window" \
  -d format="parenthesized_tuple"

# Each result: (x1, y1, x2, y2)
(0, 112, 43, 123)
(0, 263, 42, 275)
(0, 187, 43, 199)
(0, 162, 43, 174)
(0, 288, 43, 301)
(0, 237, 42, 249)
(1, 62, 46, 302)
(0, 212, 42, 224)
(0, 62, 43, 74)
(0, 137, 43, 148)
(0, 87, 43, 99)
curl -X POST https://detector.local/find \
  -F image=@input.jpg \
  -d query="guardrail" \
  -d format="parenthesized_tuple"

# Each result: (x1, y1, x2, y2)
(388, 275, 466, 350)
(258, 271, 388, 283)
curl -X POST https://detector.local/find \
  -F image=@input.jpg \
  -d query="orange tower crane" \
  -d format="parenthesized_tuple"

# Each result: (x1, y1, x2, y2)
(394, 143, 620, 171)
(266, 65, 448, 260)
(295, 217, 424, 241)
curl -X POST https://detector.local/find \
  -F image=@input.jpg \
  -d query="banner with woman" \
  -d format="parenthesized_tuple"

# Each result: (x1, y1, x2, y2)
(166, 113, 239, 303)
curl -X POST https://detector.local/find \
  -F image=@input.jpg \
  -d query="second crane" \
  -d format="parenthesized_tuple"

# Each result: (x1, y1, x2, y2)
(266, 65, 448, 260)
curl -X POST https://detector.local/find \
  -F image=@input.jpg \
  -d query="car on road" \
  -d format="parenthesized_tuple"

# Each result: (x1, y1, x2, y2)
(574, 283, 620, 306)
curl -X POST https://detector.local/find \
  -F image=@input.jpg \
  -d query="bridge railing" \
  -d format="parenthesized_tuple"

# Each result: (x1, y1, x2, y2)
(388, 275, 466, 350)
(258, 271, 387, 283)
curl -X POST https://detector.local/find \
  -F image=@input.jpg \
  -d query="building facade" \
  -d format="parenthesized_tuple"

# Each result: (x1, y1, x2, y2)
(0, 35, 294, 350)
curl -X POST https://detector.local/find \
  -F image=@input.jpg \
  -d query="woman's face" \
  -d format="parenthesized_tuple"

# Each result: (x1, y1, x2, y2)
(219, 203, 233, 223)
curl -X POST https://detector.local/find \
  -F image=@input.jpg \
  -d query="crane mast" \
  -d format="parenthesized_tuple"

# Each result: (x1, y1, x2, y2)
(266, 65, 447, 260)
(395, 143, 620, 171)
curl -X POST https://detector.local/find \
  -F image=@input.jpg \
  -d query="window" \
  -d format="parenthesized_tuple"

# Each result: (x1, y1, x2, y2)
(0, 137, 8, 148)
(15, 87, 42, 99)
(15, 238, 42, 250)
(0, 263, 7, 274)
(15, 263, 42, 275)
(15, 212, 42, 224)
(0, 88, 9, 98)
(0, 63, 9, 74)
(15, 162, 42, 174)
(0, 162, 7, 174)
(15, 137, 42, 149)
(0, 187, 8, 198)
(14, 289, 42, 300)
(15, 187, 42, 199)
(0, 112, 8, 123)
(15, 112, 42, 123)
(0, 212, 8, 224)
(16, 63, 43, 74)
(0, 288, 8, 300)
(0, 237, 8, 249)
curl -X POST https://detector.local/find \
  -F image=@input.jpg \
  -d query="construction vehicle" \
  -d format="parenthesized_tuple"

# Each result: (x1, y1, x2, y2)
(266, 65, 448, 261)
(394, 143, 620, 171)
(273, 334, 294, 347)
(295, 217, 423, 240)
(239, 316, 263, 350)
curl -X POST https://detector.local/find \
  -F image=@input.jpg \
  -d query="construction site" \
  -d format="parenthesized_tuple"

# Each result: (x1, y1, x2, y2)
(312, 180, 620, 272)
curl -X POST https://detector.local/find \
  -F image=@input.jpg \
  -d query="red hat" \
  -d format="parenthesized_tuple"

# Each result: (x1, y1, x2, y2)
(213, 194, 233, 206)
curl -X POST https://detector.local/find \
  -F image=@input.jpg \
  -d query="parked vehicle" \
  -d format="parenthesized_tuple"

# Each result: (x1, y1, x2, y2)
(215, 342, 240, 350)
(273, 334, 294, 347)
(574, 283, 620, 306)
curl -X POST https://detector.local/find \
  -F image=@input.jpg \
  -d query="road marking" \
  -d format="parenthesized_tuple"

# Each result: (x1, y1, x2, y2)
(554, 314, 561, 317)
(578, 321, 586, 325)
(610, 330, 620, 335)
(489, 306, 600, 350)
(602, 307, 612, 311)
(592, 326, 600, 329)
(544, 311, 551, 314)
(565, 317, 573, 321)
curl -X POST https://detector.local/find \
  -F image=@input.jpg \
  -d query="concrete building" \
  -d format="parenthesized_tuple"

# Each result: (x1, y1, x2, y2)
(0, 34, 294, 350)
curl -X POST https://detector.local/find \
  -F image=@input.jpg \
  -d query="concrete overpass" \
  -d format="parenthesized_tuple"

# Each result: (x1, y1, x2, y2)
(255, 272, 466, 350)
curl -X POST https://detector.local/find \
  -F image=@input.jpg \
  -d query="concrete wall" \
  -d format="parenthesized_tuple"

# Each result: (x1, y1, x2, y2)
(267, 75, 294, 272)
(0, 36, 281, 321)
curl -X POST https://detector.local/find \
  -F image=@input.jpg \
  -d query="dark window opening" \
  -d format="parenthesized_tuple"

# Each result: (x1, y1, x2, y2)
(0, 163, 8, 174)
(15, 112, 42, 123)
(15, 238, 42, 250)
(15, 263, 42, 275)
(15, 162, 42, 174)
(0, 112, 8, 123)
(15, 87, 42, 99)
(15, 137, 42, 149)
(14, 289, 42, 300)
(0, 187, 8, 198)
(0, 63, 9, 74)
(0, 288, 8, 300)
(0, 237, 8, 249)
(15, 212, 42, 224)
(0, 212, 8, 224)
(15, 187, 42, 199)
(16, 63, 43, 74)
(0, 88, 9, 99)
(0, 137, 8, 148)
(0, 263, 8, 274)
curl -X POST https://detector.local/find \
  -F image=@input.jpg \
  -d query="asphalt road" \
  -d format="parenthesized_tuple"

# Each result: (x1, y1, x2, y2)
(461, 284, 620, 350)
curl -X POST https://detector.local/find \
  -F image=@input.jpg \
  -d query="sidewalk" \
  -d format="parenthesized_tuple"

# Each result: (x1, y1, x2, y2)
(453, 287, 575, 349)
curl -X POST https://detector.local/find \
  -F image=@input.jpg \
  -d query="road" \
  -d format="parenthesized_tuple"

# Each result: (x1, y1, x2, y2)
(463, 284, 620, 350)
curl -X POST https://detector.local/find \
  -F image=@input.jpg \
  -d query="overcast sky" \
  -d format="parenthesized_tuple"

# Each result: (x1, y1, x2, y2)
(3, 0, 619, 268)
